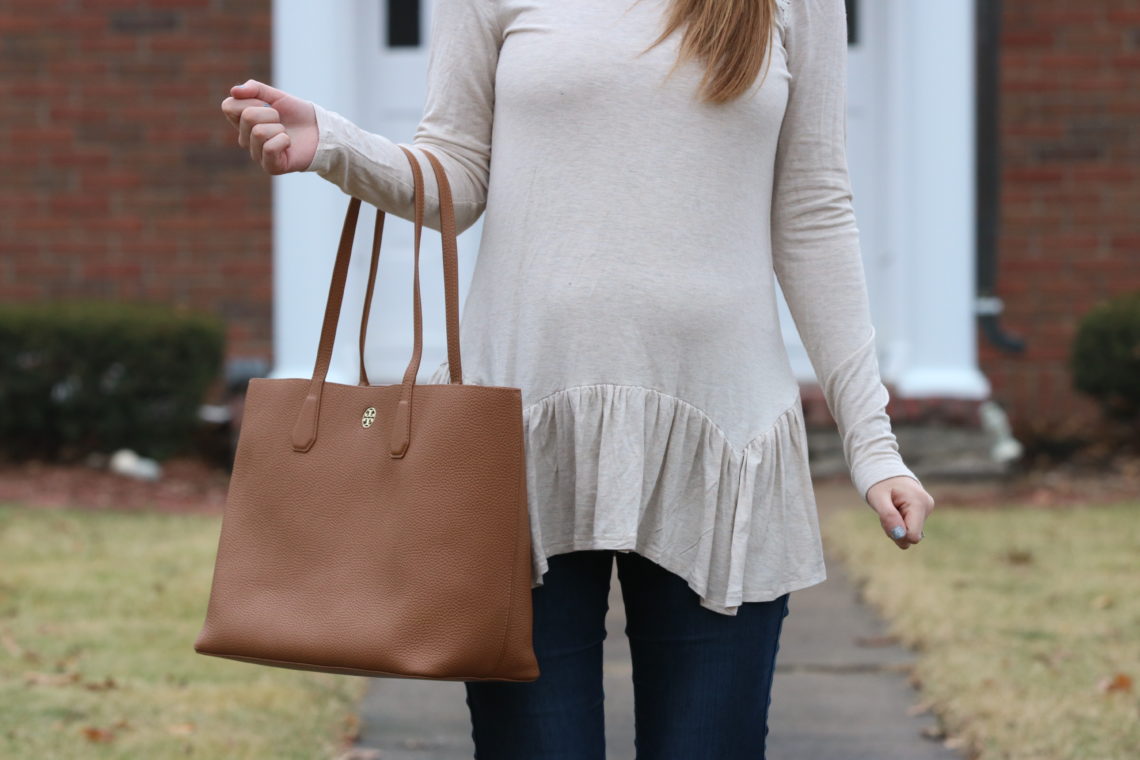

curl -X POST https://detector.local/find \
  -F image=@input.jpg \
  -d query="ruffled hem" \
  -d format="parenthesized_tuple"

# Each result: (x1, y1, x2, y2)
(425, 360, 828, 616)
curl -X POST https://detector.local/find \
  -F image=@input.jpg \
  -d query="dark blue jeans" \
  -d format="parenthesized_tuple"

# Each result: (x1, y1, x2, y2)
(464, 549, 791, 759)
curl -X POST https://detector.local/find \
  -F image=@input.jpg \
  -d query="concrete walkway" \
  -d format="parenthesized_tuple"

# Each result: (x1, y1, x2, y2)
(346, 483, 963, 760)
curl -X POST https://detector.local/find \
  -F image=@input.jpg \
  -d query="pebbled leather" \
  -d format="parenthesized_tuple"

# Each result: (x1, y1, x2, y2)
(193, 146, 539, 682)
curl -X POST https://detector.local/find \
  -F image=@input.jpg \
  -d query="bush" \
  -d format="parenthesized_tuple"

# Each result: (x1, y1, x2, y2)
(0, 299, 225, 462)
(1070, 290, 1140, 421)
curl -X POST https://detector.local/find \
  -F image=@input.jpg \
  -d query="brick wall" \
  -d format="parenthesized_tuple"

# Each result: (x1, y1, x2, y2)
(0, 0, 274, 364)
(989, 1, 1140, 442)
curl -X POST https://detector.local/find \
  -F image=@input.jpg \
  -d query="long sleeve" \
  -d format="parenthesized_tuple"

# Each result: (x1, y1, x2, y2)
(303, 0, 502, 235)
(770, 0, 919, 502)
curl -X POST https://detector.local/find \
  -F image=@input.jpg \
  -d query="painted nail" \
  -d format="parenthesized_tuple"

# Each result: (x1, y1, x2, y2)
(890, 525, 907, 540)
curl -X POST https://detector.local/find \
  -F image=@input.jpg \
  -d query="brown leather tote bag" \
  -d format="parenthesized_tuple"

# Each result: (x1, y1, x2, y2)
(193, 145, 539, 682)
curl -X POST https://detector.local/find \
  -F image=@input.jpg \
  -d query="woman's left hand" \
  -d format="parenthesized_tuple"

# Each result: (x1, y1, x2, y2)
(865, 476, 935, 550)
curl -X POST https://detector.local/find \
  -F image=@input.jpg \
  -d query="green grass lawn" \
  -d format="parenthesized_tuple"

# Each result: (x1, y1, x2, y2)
(0, 503, 368, 759)
(823, 499, 1140, 760)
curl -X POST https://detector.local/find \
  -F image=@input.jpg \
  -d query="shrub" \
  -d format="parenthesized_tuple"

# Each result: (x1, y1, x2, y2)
(0, 299, 225, 462)
(1070, 290, 1140, 421)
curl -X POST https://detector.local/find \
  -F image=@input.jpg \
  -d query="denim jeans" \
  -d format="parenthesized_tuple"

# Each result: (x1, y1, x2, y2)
(464, 549, 791, 759)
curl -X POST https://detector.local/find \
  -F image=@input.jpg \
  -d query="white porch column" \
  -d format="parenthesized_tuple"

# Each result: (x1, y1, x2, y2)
(884, 0, 989, 399)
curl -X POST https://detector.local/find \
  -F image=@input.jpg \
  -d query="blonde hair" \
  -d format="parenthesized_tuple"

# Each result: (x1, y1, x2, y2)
(639, 0, 779, 104)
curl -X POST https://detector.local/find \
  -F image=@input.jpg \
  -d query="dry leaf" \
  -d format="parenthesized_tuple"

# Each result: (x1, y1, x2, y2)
(55, 653, 82, 671)
(3, 627, 42, 663)
(1091, 594, 1114, 610)
(1031, 651, 1060, 673)
(24, 670, 81, 687)
(1, 627, 24, 658)
(342, 712, 361, 741)
(1004, 548, 1034, 565)
(1097, 672, 1133, 693)
(906, 700, 934, 716)
(166, 723, 196, 736)
(334, 749, 381, 760)
(943, 735, 970, 750)
(83, 675, 117, 691)
(81, 726, 115, 743)
(921, 724, 946, 740)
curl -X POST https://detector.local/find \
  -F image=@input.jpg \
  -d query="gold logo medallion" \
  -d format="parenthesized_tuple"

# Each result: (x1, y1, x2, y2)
(361, 407, 377, 428)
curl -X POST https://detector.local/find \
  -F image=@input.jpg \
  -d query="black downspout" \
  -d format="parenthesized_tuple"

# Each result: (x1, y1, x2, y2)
(976, 0, 1025, 354)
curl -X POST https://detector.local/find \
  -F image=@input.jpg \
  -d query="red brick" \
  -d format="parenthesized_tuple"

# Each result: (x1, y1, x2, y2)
(150, 36, 208, 53)
(52, 242, 110, 257)
(88, 217, 146, 233)
(1002, 30, 1055, 47)
(1035, 9, 1106, 25)
(47, 150, 112, 169)
(0, 152, 41, 169)
(1006, 167, 1066, 182)
(1040, 234, 1103, 253)
(12, 261, 72, 279)
(0, 15, 42, 33)
(82, 83, 138, 100)
(0, 285, 46, 299)
(10, 217, 76, 232)
(1108, 234, 1140, 250)
(143, 127, 215, 144)
(9, 127, 75, 146)
(1038, 53, 1106, 70)
(149, 0, 210, 7)
(83, 262, 145, 279)
(1106, 9, 1140, 24)
(49, 196, 111, 215)
(1004, 123, 1067, 139)
(121, 240, 180, 257)
(79, 171, 144, 191)
(1070, 166, 1136, 182)
(79, 37, 140, 54)
(1071, 258, 1131, 273)
(49, 105, 111, 122)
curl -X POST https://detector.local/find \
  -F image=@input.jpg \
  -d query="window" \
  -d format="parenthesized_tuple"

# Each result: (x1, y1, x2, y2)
(387, 0, 420, 48)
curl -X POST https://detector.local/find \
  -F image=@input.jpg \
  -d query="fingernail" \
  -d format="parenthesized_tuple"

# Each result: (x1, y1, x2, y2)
(890, 525, 906, 540)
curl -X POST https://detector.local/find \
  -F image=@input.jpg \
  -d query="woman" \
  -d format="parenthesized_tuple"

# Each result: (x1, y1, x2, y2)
(222, 0, 935, 756)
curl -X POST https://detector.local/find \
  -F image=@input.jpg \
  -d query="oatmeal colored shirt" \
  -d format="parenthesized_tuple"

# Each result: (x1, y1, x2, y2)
(303, 0, 920, 615)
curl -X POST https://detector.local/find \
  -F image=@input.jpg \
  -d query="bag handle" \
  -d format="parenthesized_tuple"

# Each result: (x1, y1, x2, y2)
(355, 148, 464, 388)
(355, 207, 384, 386)
(290, 145, 465, 456)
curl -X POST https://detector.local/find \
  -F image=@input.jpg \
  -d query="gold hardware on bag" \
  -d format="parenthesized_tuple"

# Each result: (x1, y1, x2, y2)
(361, 407, 377, 428)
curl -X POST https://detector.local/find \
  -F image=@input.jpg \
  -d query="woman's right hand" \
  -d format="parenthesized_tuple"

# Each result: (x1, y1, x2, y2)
(221, 78, 319, 175)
